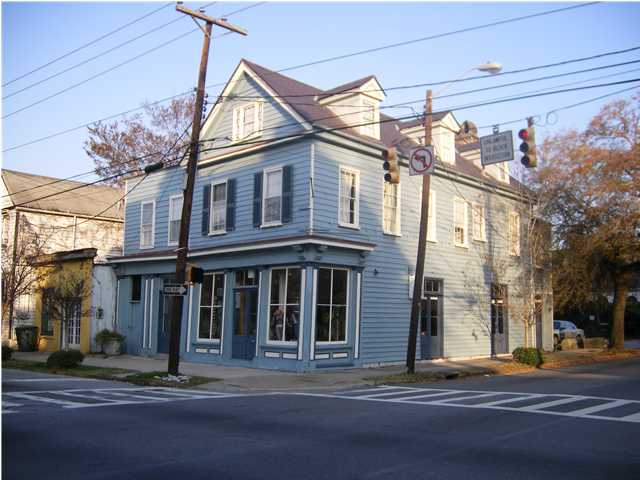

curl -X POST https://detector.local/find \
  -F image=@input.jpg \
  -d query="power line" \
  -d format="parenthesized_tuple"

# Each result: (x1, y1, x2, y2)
(2, 2, 265, 120)
(2, 2, 174, 88)
(2, 2, 598, 152)
(275, 2, 601, 74)
(2, 2, 219, 100)
(10, 78, 639, 209)
(2, 142, 191, 199)
(195, 78, 640, 155)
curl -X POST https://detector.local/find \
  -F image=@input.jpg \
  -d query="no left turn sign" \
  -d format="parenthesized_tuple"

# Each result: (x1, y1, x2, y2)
(409, 146, 435, 176)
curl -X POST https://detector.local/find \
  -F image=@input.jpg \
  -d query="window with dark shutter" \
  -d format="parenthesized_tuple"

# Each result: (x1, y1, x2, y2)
(226, 179, 236, 231)
(253, 172, 263, 227)
(282, 165, 293, 223)
(202, 184, 211, 235)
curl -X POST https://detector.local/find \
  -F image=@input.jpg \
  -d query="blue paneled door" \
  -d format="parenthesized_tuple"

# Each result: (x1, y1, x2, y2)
(419, 297, 443, 359)
(232, 288, 258, 360)
(157, 293, 177, 354)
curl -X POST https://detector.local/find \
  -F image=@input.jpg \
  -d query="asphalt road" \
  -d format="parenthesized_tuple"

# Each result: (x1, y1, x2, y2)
(3, 359, 640, 480)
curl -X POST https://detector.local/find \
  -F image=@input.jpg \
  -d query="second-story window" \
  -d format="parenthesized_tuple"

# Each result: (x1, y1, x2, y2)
(427, 190, 437, 242)
(383, 181, 400, 235)
(339, 167, 359, 228)
(168, 195, 183, 246)
(509, 211, 521, 256)
(211, 181, 227, 233)
(453, 197, 468, 247)
(472, 203, 486, 242)
(140, 201, 155, 249)
(263, 167, 283, 225)
(361, 100, 376, 137)
(232, 102, 263, 141)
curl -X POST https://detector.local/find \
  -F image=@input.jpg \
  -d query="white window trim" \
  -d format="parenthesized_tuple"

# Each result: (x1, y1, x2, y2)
(209, 179, 228, 235)
(338, 166, 360, 229)
(167, 195, 183, 247)
(427, 189, 437, 243)
(472, 202, 487, 242)
(266, 266, 303, 346)
(262, 166, 283, 228)
(139, 200, 155, 249)
(196, 272, 225, 343)
(382, 179, 402, 236)
(453, 197, 469, 248)
(315, 268, 350, 346)
(232, 101, 263, 143)
(509, 211, 521, 256)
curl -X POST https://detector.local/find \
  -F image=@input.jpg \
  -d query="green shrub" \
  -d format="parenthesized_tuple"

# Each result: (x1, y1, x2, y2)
(512, 347, 544, 367)
(46, 350, 84, 369)
(94, 329, 125, 345)
(2, 345, 13, 361)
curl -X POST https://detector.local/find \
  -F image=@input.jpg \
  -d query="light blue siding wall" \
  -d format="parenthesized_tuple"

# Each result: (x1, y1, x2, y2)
(199, 71, 305, 160)
(312, 136, 528, 363)
(123, 140, 312, 255)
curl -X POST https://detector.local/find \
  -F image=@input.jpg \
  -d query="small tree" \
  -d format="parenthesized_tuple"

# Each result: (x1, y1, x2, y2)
(1, 215, 48, 338)
(84, 95, 194, 186)
(535, 93, 640, 350)
(43, 269, 93, 350)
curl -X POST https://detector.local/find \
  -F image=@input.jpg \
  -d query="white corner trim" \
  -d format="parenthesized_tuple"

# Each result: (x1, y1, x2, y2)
(310, 268, 317, 360)
(354, 271, 362, 360)
(298, 269, 306, 360)
(186, 285, 193, 353)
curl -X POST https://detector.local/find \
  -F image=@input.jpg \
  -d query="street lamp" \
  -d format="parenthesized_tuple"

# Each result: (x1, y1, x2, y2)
(436, 61, 503, 95)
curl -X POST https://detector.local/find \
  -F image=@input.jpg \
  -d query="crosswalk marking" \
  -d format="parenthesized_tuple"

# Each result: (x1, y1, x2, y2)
(298, 387, 640, 424)
(2, 387, 241, 413)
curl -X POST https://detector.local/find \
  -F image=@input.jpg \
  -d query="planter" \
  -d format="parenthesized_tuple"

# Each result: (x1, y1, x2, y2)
(15, 326, 39, 352)
(103, 340, 122, 356)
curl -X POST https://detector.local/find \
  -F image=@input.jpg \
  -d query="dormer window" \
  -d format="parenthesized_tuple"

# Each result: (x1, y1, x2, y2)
(232, 102, 263, 141)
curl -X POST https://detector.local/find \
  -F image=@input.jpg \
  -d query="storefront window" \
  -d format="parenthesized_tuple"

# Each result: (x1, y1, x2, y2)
(269, 268, 301, 343)
(198, 273, 225, 340)
(315, 268, 348, 343)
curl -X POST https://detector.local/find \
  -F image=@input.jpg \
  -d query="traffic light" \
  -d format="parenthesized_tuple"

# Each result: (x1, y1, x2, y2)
(186, 265, 204, 284)
(518, 117, 537, 168)
(382, 147, 400, 184)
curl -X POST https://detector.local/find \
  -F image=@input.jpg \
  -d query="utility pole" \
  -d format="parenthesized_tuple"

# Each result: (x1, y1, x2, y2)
(168, 4, 247, 376)
(406, 90, 433, 374)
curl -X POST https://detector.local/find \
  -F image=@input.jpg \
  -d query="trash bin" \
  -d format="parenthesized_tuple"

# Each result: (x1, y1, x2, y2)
(15, 326, 39, 352)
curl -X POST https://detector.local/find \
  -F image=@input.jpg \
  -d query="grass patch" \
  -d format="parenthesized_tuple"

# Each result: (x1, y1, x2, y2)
(3, 361, 217, 388)
(541, 348, 640, 369)
(3, 359, 132, 379)
(123, 371, 216, 388)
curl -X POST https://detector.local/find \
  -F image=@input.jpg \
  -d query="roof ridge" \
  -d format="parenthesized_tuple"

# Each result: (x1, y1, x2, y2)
(2, 168, 123, 193)
(240, 58, 325, 95)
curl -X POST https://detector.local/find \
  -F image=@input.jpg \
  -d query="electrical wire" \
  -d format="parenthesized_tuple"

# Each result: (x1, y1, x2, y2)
(8, 77, 639, 211)
(2, 2, 601, 151)
(1, 2, 174, 88)
(2, 2, 265, 120)
(2, 2, 219, 100)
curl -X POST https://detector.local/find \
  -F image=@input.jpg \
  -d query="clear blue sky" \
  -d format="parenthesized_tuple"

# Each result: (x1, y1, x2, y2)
(2, 1, 640, 181)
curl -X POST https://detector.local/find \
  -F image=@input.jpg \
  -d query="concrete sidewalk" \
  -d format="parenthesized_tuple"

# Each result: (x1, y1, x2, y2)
(9, 351, 517, 391)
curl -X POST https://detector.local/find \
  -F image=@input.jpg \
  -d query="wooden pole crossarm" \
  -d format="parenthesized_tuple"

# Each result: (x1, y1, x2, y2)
(176, 4, 248, 35)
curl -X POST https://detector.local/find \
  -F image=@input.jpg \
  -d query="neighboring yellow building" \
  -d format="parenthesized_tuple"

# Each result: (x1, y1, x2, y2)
(33, 248, 107, 354)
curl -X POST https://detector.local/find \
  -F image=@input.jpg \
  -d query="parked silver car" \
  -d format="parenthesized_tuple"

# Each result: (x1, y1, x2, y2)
(553, 320, 585, 349)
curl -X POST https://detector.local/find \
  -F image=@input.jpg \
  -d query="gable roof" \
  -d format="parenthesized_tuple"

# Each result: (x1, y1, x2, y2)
(2, 169, 124, 220)
(214, 59, 523, 194)
(318, 75, 379, 100)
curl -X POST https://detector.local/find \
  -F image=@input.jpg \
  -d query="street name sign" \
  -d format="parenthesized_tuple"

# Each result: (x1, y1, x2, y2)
(480, 130, 514, 166)
(163, 284, 188, 296)
(409, 146, 435, 176)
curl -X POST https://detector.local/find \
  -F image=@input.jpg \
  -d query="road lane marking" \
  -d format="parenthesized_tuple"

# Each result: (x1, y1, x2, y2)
(300, 387, 640, 424)
(2, 386, 244, 412)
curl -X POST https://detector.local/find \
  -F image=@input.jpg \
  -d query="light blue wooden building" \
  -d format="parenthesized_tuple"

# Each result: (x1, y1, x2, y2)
(109, 60, 553, 372)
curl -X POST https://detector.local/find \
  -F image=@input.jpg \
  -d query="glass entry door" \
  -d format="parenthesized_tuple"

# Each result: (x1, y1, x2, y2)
(157, 294, 175, 354)
(420, 296, 443, 359)
(232, 288, 258, 360)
